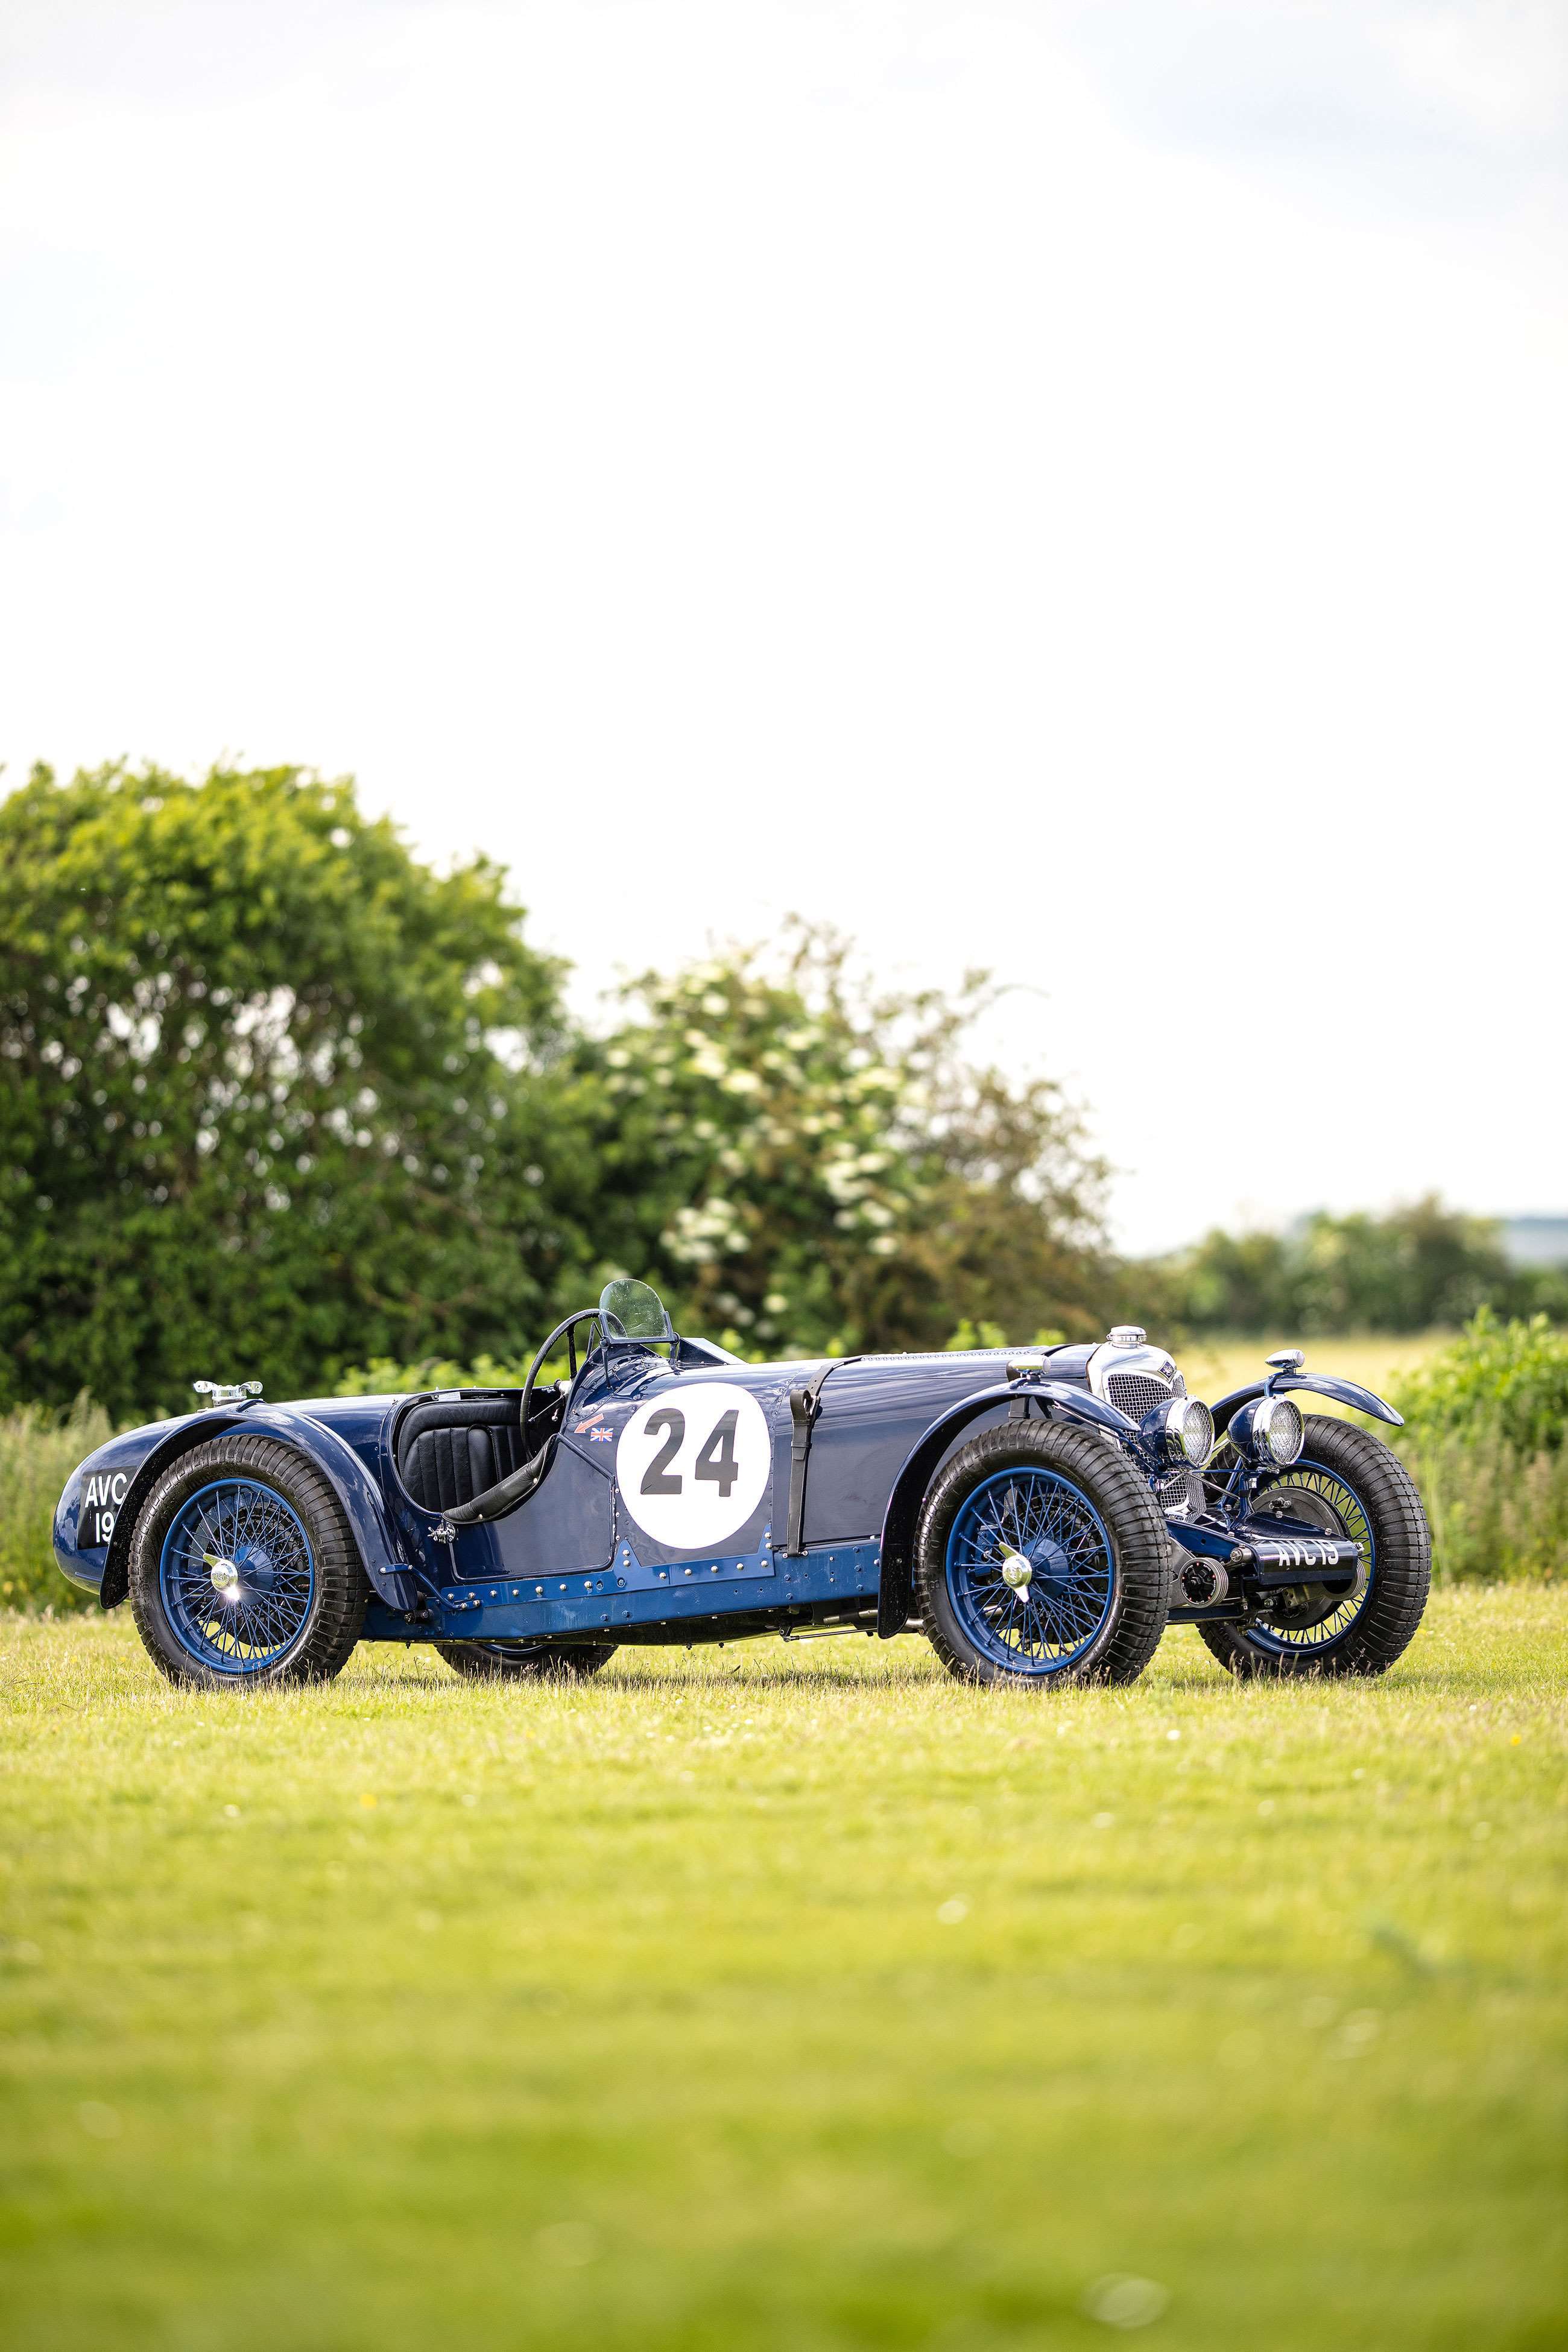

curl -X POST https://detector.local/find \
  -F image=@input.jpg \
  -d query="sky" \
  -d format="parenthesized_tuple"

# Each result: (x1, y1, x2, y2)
(2, 0, 1565, 1254)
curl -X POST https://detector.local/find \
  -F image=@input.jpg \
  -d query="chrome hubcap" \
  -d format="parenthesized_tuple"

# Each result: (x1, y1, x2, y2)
(204, 1553, 241, 1599)
(999, 1547, 1033, 1589)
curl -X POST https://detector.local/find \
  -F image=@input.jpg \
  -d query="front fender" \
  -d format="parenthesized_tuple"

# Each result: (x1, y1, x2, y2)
(875, 1379, 1139, 1637)
(97, 1404, 409, 1611)
(1210, 1371, 1403, 1438)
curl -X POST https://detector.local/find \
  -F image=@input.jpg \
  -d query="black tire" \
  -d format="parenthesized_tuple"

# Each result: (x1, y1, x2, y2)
(915, 1420, 1169, 1689)
(128, 1435, 367, 1692)
(434, 1640, 617, 1683)
(1199, 1414, 1430, 1680)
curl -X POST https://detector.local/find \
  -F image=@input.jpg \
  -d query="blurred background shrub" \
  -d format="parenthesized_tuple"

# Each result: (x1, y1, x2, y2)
(0, 763, 1117, 1414)
(0, 1397, 107, 1611)
(1385, 1315, 1568, 1581)
(577, 931, 1112, 1358)
(1391, 1310, 1568, 1456)
(0, 760, 576, 1421)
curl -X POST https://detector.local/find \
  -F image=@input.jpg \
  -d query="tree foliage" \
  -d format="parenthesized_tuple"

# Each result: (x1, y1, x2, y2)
(0, 772, 1114, 1415)
(1380, 1314, 1568, 1582)
(1139, 1197, 1567, 1338)
(575, 927, 1113, 1356)
(6, 764, 1558, 1425)
(1392, 1311, 1568, 1460)
(0, 763, 575, 1417)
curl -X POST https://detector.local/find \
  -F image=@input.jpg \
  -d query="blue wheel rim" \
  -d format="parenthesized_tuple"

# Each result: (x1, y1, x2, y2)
(158, 1479, 317, 1674)
(945, 1467, 1116, 1676)
(1247, 1457, 1375, 1656)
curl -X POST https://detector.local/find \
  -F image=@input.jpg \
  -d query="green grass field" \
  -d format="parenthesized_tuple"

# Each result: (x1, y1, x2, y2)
(2, 1595, 1564, 2351)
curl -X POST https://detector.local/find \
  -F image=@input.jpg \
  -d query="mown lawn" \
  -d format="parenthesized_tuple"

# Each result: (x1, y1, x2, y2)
(1, 1593, 1563, 2352)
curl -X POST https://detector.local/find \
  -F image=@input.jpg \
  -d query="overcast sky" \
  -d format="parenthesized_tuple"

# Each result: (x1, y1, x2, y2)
(3, 1, 1564, 1253)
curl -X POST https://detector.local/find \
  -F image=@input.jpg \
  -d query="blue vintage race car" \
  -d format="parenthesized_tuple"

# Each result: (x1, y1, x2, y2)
(54, 1280, 1431, 1692)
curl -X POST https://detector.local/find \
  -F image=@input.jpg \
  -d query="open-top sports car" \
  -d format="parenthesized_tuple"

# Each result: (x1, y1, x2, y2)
(54, 1280, 1432, 1692)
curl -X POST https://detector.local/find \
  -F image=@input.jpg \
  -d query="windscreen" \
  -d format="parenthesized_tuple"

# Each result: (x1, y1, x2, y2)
(598, 1277, 670, 1341)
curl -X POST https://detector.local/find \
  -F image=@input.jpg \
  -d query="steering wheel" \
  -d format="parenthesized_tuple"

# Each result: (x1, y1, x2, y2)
(517, 1307, 602, 1444)
(443, 1308, 602, 1529)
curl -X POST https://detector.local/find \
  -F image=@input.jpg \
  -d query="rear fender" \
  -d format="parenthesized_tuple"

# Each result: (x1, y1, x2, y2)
(100, 1404, 408, 1610)
(876, 1379, 1139, 1637)
(1210, 1372, 1403, 1439)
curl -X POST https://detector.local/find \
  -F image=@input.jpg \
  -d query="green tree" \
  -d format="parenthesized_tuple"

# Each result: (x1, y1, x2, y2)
(1291, 1198, 1519, 1331)
(575, 926, 1112, 1355)
(0, 763, 577, 1417)
(1132, 1225, 1293, 1333)
(1140, 1196, 1561, 1336)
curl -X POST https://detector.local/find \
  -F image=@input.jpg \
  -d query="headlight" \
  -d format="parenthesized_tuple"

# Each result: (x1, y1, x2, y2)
(1231, 1393, 1304, 1467)
(1144, 1396, 1215, 1467)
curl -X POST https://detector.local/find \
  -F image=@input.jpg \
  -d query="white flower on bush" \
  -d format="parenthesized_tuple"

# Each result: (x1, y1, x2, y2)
(664, 1197, 750, 1263)
(822, 1155, 866, 1204)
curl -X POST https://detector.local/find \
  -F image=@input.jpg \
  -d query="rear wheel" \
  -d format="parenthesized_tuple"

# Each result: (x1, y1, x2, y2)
(915, 1421, 1169, 1688)
(128, 1436, 366, 1691)
(434, 1640, 616, 1683)
(1199, 1414, 1429, 1680)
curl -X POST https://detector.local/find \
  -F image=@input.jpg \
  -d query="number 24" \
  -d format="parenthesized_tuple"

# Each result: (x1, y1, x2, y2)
(639, 1408, 741, 1499)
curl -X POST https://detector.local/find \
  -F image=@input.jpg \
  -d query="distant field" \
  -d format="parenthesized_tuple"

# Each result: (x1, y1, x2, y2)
(1173, 1331, 1452, 1412)
(1, 1593, 1563, 2351)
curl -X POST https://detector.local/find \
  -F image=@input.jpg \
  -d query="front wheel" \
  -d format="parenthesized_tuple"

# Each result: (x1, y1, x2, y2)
(128, 1435, 367, 1690)
(1199, 1414, 1430, 1680)
(915, 1420, 1170, 1688)
(434, 1640, 616, 1683)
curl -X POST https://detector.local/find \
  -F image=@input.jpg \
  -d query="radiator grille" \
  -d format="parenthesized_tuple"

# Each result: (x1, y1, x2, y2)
(1156, 1468, 1200, 1516)
(1107, 1371, 1172, 1423)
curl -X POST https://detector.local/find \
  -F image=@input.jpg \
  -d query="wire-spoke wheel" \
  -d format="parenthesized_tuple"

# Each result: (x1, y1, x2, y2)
(1200, 1415, 1430, 1680)
(129, 1436, 366, 1690)
(434, 1640, 616, 1683)
(915, 1421, 1169, 1688)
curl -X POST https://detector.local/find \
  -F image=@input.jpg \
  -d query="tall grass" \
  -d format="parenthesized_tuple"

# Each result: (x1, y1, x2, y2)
(1398, 1427, 1568, 1580)
(1388, 1314, 1568, 1581)
(0, 1398, 109, 1612)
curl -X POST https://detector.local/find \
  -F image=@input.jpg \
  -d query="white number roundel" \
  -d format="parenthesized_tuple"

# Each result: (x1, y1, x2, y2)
(615, 1382, 772, 1551)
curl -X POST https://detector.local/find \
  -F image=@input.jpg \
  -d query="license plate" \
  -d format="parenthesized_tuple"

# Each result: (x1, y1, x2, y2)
(1253, 1535, 1359, 1570)
(81, 1471, 130, 1549)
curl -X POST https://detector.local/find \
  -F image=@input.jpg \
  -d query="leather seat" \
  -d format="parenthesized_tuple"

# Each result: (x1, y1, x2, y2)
(397, 1397, 530, 1513)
